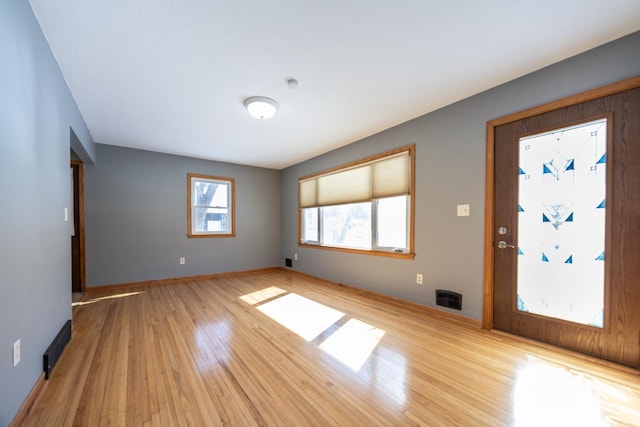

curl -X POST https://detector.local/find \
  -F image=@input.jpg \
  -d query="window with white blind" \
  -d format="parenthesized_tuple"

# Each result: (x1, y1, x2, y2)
(298, 145, 414, 258)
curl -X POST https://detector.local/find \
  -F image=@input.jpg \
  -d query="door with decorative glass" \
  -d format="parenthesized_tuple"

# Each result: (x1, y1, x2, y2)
(491, 84, 640, 368)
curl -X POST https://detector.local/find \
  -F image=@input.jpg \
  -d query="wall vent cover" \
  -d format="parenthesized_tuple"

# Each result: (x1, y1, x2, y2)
(435, 289, 462, 310)
(43, 319, 72, 379)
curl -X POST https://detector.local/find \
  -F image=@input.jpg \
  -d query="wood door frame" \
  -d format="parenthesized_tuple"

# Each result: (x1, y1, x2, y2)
(71, 160, 86, 292)
(482, 75, 640, 330)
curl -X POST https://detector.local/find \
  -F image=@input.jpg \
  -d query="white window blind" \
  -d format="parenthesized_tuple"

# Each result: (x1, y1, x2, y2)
(299, 150, 411, 208)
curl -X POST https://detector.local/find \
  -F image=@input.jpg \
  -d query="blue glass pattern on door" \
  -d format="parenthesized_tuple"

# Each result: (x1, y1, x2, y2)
(517, 119, 607, 327)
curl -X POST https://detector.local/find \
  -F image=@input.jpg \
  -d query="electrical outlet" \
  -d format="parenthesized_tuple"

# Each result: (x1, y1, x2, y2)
(294, 253, 298, 261)
(179, 257, 185, 265)
(416, 274, 423, 284)
(13, 339, 21, 367)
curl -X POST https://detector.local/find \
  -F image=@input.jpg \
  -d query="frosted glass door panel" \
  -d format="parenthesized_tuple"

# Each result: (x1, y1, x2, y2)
(517, 119, 606, 327)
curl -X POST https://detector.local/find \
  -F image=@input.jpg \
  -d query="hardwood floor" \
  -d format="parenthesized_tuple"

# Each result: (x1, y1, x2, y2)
(20, 269, 640, 426)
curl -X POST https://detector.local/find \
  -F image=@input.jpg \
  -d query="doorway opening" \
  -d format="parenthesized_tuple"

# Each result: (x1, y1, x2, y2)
(71, 158, 85, 295)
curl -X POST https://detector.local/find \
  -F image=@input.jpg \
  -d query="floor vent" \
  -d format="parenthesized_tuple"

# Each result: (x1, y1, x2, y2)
(43, 319, 72, 380)
(436, 290, 462, 310)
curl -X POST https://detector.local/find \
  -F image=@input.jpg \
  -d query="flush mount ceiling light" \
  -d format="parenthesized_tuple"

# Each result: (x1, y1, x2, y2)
(243, 96, 279, 120)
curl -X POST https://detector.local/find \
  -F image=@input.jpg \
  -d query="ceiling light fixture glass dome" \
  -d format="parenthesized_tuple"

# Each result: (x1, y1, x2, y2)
(243, 96, 279, 120)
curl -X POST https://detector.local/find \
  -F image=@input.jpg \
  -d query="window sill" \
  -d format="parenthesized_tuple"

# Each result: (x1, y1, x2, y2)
(298, 242, 415, 260)
(187, 233, 236, 238)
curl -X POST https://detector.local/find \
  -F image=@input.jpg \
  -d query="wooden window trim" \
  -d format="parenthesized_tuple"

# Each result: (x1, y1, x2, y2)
(298, 144, 415, 258)
(187, 173, 236, 238)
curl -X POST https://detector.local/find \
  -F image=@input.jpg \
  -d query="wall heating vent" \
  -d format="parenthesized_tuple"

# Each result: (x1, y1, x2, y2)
(43, 319, 72, 380)
(435, 290, 463, 310)
(285, 258, 293, 268)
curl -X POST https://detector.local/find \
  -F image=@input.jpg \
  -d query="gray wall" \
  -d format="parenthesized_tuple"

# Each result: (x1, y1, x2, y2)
(281, 31, 640, 321)
(1, 1, 638, 421)
(0, 1, 95, 424)
(84, 144, 281, 286)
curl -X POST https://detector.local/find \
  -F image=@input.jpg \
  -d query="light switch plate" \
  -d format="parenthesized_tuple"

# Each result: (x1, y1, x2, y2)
(457, 204, 470, 217)
(13, 339, 21, 367)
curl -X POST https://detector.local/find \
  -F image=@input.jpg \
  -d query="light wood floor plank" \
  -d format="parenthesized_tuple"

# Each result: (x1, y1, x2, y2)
(17, 269, 640, 426)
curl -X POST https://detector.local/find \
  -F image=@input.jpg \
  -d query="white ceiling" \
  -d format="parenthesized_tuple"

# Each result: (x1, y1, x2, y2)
(30, 1, 640, 170)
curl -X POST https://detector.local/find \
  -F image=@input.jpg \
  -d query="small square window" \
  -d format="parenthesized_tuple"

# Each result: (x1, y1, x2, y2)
(188, 174, 235, 238)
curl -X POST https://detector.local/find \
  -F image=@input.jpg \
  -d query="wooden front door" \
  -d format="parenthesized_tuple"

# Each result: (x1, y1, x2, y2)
(487, 81, 640, 368)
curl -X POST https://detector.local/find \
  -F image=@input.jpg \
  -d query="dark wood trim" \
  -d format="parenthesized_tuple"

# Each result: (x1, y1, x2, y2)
(482, 75, 640, 330)
(482, 124, 495, 329)
(71, 160, 86, 291)
(488, 76, 640, 128)
(9, 373, 46, 427)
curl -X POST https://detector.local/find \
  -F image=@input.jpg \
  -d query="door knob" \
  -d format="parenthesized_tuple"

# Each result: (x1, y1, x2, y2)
(497, 240, 515, 249)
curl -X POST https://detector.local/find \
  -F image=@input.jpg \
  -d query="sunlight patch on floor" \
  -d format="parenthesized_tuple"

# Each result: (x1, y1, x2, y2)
(319, 318, 385, 371)
(512, 356, 640, 426)
(239, 286, 287, 305)
(72, 291, 145, 306)
(243, 287, 390, 373)
(257, 293, 345, 341)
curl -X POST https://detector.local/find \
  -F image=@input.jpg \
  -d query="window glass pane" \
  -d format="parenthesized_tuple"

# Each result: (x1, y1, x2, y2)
(211, 184, 228, 208)
(376, 196, 407, 249)
(302, 208, 319, 242)
(193, 208, 230, 233)
(322, 203, 371, 249)
(517, 119, 606, 327)
(207, 211, 229, 232)
(192, 180, 230, 233)
(194, 182, 228, 208)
